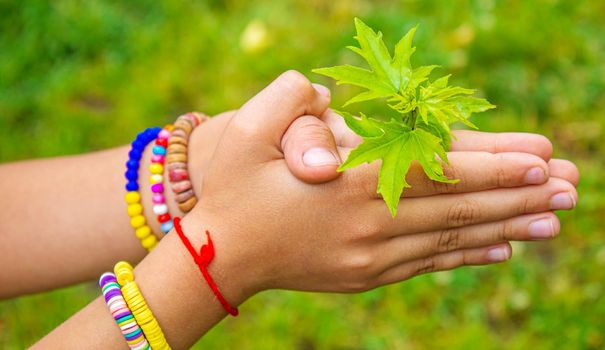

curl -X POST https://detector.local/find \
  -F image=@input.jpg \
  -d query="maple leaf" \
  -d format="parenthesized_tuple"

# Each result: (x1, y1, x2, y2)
(313, 18, 495, 216)
(338, 113, 457, 217)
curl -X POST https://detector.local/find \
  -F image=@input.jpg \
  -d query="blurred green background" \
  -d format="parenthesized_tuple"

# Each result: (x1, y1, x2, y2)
(0, 0, 603, 349)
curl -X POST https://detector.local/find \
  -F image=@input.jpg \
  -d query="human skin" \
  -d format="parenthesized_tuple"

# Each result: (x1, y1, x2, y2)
(33, 71, 579, 349)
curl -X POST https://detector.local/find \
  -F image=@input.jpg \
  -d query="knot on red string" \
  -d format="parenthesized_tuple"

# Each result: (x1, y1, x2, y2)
(173, 217, 239, 317)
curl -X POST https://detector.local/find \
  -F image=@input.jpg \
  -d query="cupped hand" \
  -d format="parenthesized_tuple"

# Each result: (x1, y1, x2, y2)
(186, 70, 578, 299)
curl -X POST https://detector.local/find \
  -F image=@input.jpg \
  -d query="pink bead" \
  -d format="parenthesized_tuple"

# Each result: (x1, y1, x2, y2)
(151, 183, 164, 193)
(152, 193, 165, 204)
(169, 168, 189, 181)
(171, 180, 192, 193)
(158, 129, 171, 140)
(151, 154, 165, 164)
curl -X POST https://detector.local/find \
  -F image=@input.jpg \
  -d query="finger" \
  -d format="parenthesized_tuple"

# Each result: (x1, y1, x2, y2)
(281, 115, 342, 183)
(321, 109, 363, 148)
(451, 130, 553, 161)
(548, 158, 580, 186)
(346, 151, 550, 199)
(375, 177, 577, 236)
(229, 70, 331, 148)
(375, 243, 512, 286)
(378, 212, 558, 271)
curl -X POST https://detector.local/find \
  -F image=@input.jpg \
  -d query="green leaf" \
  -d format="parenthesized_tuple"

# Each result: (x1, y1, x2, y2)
(333, 110, 383, 138)
(338, 118, 456, 217)
(314, 20, 495, 217)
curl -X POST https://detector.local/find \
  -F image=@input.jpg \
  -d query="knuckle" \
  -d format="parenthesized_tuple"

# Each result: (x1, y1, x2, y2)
(229, 117, 262, 139)
(344, 252, 375, 272)
(432, 166, 461, 193)
(446, 199, 480, 227)
(415, 257, 436, 275)
(494, 154, 511, 187)
(277, 70, 313, 96)
(494, 219, 514, 241)
(436, 228, 461, 253)
(340, 279, 372, 293)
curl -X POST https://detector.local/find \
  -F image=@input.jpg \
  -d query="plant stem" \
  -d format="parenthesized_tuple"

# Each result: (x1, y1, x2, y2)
(406, 109, 418, 129)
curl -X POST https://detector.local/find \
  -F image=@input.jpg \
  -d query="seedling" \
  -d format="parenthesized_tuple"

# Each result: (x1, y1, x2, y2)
(314, 18, 495, 217)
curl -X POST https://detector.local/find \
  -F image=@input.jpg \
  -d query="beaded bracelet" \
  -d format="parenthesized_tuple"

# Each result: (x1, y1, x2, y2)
(99, 272, 151, 350)
(125, 127, 162, 251)
(115, 261, 171, 350)
(167, 112, 207, 213)
(150, 125, 174, 234)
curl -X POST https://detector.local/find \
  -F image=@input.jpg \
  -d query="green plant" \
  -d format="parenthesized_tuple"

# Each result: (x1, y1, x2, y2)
(314, 18, 495, 217)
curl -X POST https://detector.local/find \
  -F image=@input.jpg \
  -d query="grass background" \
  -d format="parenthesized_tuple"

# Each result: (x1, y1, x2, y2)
(0, 0, 604, 348)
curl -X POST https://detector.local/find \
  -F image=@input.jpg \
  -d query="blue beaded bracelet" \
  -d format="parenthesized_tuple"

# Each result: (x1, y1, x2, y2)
(124, 127, 162, 251)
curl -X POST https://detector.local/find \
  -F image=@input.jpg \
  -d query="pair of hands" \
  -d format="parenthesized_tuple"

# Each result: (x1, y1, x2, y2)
(185, 71, 578, 301)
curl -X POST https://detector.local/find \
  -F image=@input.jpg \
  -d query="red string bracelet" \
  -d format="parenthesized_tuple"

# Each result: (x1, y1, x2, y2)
(173, 217, 239, 316)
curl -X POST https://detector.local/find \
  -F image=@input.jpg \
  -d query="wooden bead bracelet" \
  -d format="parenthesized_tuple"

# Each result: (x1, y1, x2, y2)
(167, 112, 207, 213)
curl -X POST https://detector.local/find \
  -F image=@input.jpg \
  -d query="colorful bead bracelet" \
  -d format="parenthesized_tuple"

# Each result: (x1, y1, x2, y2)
(150, 125, 174, 234)
(115, 261, 171, 350)
(167, 112, 207, 213)
(125, 127, 161, 251)
(100, 272, 151, 350)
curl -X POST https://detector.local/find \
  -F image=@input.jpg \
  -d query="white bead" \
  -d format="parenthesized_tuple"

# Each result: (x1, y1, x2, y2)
(150, 174, 163, 184)
(153, 204, 168, 215)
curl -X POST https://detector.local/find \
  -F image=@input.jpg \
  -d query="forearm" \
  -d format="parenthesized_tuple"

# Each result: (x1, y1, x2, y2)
(32, 212, 250, 350)
(0, 114, 230, 297)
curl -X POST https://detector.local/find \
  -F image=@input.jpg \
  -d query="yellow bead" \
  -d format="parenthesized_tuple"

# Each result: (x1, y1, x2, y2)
(125, 191, 140, 204)
(114, 261, 134, 286)
(130, 215, 146, 228)
(141, 234, 158, 250)
(149, 163, 164, 175)
(127, 203, 143, 217)
(149, 174, 163, 184)
(135, 226, 152, 239)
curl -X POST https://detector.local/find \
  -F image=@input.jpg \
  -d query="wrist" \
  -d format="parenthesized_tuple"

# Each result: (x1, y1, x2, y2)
(177, 206, 260, 308)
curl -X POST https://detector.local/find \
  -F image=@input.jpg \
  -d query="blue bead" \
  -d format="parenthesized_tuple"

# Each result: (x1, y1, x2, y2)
(125, 181, 139, 191)
(160, 220, 173, 234)
(125, 169, 138, 181)
(152, 145, 166, 156)
(128, 149, 142, 160)
(131, 140, 145, 150)
(126, 159, 139, 170)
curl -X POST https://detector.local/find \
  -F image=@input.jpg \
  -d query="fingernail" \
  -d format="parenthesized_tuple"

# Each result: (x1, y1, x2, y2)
(528, 218, 555, 239)
(312, 83, 331, 98)
(549, 192, 576, 210)
(302, 148, 339, 167)
(525, 167, 546, 184)
(487, 247, 510, 262)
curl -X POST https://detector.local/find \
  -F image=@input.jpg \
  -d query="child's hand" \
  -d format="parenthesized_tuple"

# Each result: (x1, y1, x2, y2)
(182, 71, 577, 301)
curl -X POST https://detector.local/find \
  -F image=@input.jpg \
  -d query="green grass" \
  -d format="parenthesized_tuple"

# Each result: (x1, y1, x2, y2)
(1, 0, 604, 348)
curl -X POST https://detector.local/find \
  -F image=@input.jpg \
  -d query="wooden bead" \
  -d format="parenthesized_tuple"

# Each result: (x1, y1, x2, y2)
(168, 162, 187, 171)
(178, 196, 197, 213)
(168, 136, 188, 146)
(170, 129, 188, 139)
(167, 144, 187, 154)
(175, 189, 194, 202)
(166, 153, 187, 163)
(171, 180, 192, 193)
(174, 120, 192, 134)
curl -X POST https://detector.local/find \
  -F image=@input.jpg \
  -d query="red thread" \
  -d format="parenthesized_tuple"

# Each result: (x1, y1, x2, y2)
(173, 217, 239, 316)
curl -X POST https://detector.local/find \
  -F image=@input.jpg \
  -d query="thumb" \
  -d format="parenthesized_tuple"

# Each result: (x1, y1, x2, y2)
(281, 115, 342, 184)
(228, 70, 331, 153)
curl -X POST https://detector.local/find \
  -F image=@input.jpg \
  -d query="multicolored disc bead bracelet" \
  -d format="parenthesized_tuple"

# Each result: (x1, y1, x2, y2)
(125, 127, 161, 251)
(150, 125, 174, 234)
(167, 112, 207, 213)
(115, 261, 171, 350)
(100, 272, 151, 350)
